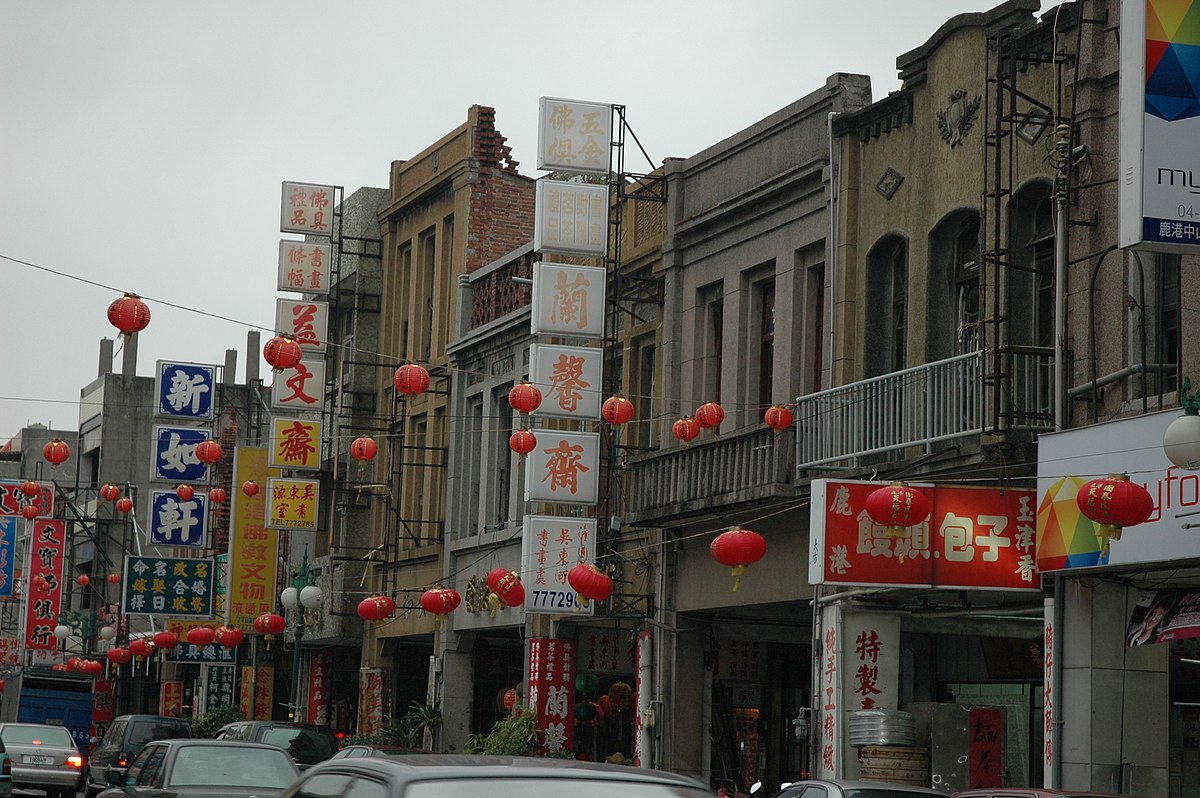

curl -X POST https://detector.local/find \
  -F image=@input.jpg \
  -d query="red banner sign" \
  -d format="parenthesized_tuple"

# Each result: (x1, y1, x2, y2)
(0, 481, 53, 518)
(308, 651, 330, 724)
(24, 519, 66, 650)
(91, 680, 115, 754)
(810, 480, 1039, 590)
(528, 638, 575, 756)
(159, 681, 184, 717)
(968, 707, 1004, 788)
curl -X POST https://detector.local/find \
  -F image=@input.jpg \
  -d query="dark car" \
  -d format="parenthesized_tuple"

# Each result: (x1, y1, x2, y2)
(956, 790, 1132, 798)
(774, 780, 945, 798)
(330, 745, 425, 759)
(95, 739, 299, 798)
(278, 754, 711, 798)
(214, 722, 337, 770)
(0, 723, 84, 798)
(86, 714, 193, 796)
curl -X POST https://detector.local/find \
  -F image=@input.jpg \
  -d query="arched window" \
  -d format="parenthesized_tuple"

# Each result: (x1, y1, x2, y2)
(1007, 181, 1054, 350)
(864, 235, 908, 377)
(928, 211, 981, 360)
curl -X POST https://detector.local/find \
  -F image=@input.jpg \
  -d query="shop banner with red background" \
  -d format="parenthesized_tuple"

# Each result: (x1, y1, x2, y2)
(159, 681, 184, 716)
(809, 480, 1039, 590)
(308, 651, 331, 724)
(91, 680, 114, 754)
(968, 707, 1004, 788)
(24, 519, 66, 650)
(528, 638, 575, 756)
(0, 480, 53, 517)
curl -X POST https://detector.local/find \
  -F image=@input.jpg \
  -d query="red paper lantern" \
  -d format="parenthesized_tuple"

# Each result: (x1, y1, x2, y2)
(509, 428, 537, 456)
(567, 563, 614, 606)
(764, 404, 794, 434)
(486, 569, 525, 609)
(350, 436, 378, 462)
(186, 627, 216, 647)
(175, 484, 195, 501)
(19, 480, 39, 497)
(1076, 473, 1154, 552)
(21, 505, 39, 520)
(107, 293, 151, 336)
(43, 438, 70, 467)
(865, 482, 931, 539)
(115, 497, 134, 514)
(107, 573, 121, 585)
(601, 395, 635, 426)
(34, 575, 49, 593)
(241, 480, 259, 497)
(508, 382, 542, 416)
(151, 631, 179, 651)
(195, 440, 223, 464)
(393, 363, 431, 396)
(253, 613, 287, 636)
(709, 527, 768, 592)
(214, 626, 245, 647)
(106, 647, 131, 665)
(672, 416, 701, 446)
(419, 588, 461, 617)
(76, 574, 90, 588)
(84, 659, 103, 674)
(263, 334, 303, 372)
(357, 596, 395, 622)
(129, 639, 154, 658)
(695, 402, 725, 431)
(208, 487, 227, 504)
(502, 688, 520, 712)
(100, 483, 121, 502)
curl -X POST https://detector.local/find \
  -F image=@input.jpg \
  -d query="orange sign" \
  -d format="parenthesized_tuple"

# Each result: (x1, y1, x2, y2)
(253, 666, 274, 720)
(269, 417, 322, 470)
(266, 478, 319, 531)
(159, 681, 183, 717)
(228, 448, 279, 631)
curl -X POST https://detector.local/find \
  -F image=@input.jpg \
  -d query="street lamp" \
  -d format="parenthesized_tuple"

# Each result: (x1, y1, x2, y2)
(53, 610, 110, 654)
(279, 547, 321, 719)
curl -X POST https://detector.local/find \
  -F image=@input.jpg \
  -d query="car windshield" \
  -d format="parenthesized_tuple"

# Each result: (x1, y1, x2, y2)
(167, 745, 296, 788)
(1, 726, 74, 746)
(259, 728, 336, 765)
(406, 778, 711, 798)
(128, 720, 190, 748)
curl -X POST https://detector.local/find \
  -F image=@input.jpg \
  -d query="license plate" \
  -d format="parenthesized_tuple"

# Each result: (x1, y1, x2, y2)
(23, 755, 53, 765)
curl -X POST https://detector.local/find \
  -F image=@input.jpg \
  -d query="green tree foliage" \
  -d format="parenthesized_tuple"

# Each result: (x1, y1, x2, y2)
(191, 704, 243, 738)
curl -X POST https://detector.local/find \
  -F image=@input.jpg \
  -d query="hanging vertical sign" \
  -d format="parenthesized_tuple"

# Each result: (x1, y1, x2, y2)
(24, 519, 66, 651)
(204, 665, 237, 712)
(529, 343, 603, 420)
(533, 180, 609, 257)
(253, 667, 274, 720)
(359, 668, 385, 735)
(269, 418, 323, 471)
(1043, 597, 1055, 786)
(968, 707, 1004, 788)
(537, 97, 612, 175)
(524, 430, 600, 505)
(239, 665, 256, 719)
(521, 515, 595, 617)
(280, 182, 335, 237)
(90, 680, 114, 754)
(528, 638, 576, 755)
(0, 516, 16, 596)
(228, 448, 279, 630)
(530, 263, 606, 338)
(308, 651, 331, 724)
(271, 358, 325, 411)
(275, 298, 328, 353)
(160, 681, 184, 717)
(278, 240, 331, 295)
(155, 361, 216, 420)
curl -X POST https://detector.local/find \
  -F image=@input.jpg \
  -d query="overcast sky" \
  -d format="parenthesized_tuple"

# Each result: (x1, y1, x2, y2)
(0, 1, 1050, 442)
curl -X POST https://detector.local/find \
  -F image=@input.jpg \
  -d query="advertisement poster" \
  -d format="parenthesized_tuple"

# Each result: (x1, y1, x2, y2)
(1127, 588, 1200, 646)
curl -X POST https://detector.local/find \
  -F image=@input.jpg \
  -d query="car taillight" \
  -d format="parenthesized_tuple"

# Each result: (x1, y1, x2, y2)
(2, 756, 10, 776)
(117, 756, 128, 768)
(67, 756, 83, 769)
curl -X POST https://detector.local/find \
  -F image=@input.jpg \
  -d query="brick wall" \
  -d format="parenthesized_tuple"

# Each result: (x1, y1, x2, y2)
(465, 106, 535, 273)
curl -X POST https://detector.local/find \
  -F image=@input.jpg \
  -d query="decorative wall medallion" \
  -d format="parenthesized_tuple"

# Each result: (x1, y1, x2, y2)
(936, 90, 981, 147)
(465, 574, 486, 613)
(875, 167, 905, 200)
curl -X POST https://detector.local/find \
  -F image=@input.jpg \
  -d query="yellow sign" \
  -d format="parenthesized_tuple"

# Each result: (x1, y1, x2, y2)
(239, 665, 275, 721)
(267, 477, 319, 531)
(269, 417, 322, 470)
(227, 448, 280, 631)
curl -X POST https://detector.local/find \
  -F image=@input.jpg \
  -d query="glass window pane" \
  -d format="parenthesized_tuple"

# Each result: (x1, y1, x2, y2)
(167, 745, 297, 788)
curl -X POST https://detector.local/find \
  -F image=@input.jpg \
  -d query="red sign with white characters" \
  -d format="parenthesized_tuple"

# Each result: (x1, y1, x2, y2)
(809, 480, 1039, 590)
(528, 638, 575, 756)
(308, 651, 331, 724)
(24, 519, 66, 650)
(0, 481, 53, 518)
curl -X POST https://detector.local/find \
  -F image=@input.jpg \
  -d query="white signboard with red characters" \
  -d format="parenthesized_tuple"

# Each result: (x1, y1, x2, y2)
(271, 357, 326, 411)
(521, 515, 595, 617)
(524, 430, 600, 505)
(530, 262, 606, 339)
(277, 240, 331, 295)
(280, 182, 334, 237)
(275, 298, 328, 353)
(818, 604, 841, 780)
(529, 343, 602, 420)
(808, 480, 1039, 590)
(528, 638, 576, 755)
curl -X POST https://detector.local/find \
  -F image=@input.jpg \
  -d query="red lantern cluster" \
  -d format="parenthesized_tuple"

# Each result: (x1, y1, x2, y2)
(486, 569, 526, 610)
(108, 293, 151, 336)
(151, 631, 179, 651)
(214, 626, 245, 647)
(419, 588, 461, 617)
(129, 639, 154, 658)
(394, 363, 431, 396)
(601, 395, 635, 426)
(695, 402, 725, 432)
(43, 438, 70, 467)
(672, 416, 701, 446)
(764, 404, 794, 434)
(864, 482, 931, 540)
(509, 428, 537, 457)
(253, 613, 287, 637)
(567, 564, 614, 606)
(175, 484, 195, 501)
(195, 440, 223, 464)
(241, 480, 259, 497)
(1076, 473, 1154, 553)
(208, 487, 227, 504)
(19, 480, 39, 497)
(263, 335, 303, 372)
(709, 527, 767, 592)
(100, 483, 121, 502)
(508, 382, 542, 416)
(357, 596, 396, 623)
(106, 647, 132, 665)
(116, 497, 134, 514)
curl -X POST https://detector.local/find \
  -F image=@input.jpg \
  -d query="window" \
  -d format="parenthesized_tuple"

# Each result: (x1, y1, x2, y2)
(631, 335, 657, 450)
(492, 386, 513, 527)
(704, 288, 724, 403)
(133, 746, 165, 786)
(757, 281, 776, 414)
(292, 772, 351, 798)
(1132, 252, 1181, 395)
(809, 265, 825, 394)
(167, 745, 297, 788)
(420, 228, 437, 360)
(343, 776, 391, 798)
(123, 745, 155, 784)
(864, 236, 908, 377)
(954, 216, 981, 353)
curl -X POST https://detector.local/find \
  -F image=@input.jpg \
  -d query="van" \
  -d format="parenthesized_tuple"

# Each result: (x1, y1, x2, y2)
(214, 722, 336, 770)
(85, 714, 192, 795)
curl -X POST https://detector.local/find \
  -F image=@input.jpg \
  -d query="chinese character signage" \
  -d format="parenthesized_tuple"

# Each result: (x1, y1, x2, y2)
(0, 637, 20, 665)
(270, 418, 323, 470)
(531, 262, 606, 339)
(267, 477, 319, 531)
(533, 180, 608, 257)
(271, 357, 325, 411)
(1042, 598, 1054, 784)
(308, 650, 331, 724)
(205, 665, 236, 712)
(840, 613, 900, 714)
(968, 707, 1004, 788)
(123, 556, 214, 616)
(160, 681, 184, 717)
(524, 430, 600, 505)
(91, 680, 114, 754)
(712, 640, 763, 682)
(578, 630, 634, 674)
(148, 490, 208, 547)
(528, 638, 575, 755)
(0, 517, 16, 596)
(277, 240, 331, 295)
(809, 480, 1039, 590)
(152, 425, 210, 483)
(817, 605, 840, 779)
(280, 182, 334, 237)
(0, 480, 53, 517)
(227, 448, 279, 630)
(522, 515, 595, 616)
(275, 298, 328, 352)
(358, 668, 385, 735)
(537, 97, 612, 175)
(165, 619, 235, 663)
(24, 519, 66, 650)
(155, 361, 215, 420)
(529, 344, 602, 420)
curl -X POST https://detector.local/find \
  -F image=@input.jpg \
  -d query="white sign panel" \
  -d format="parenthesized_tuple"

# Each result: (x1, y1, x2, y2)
(277, 240, 332, 294)
(817, 603, 842, 779)
(534, 179, 608, 257)
(271, 357, 326, 411)
(524, 430, 600, 505)
(537, 96, 612, 175)
(531, 262, 606, 338)
(838, 611, 901, 780)
(529, 343, 603, 420)
(280, 182, 335, 237)
(521, 514, 595, 616)
(1118, 2, 1200, 252)
(275, 298, 328, 352)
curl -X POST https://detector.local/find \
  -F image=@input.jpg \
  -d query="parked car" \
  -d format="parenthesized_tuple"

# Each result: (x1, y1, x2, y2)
(86, 714, 193, 796)
(214, 722, 337, 770)
(0, 748, 14, 798)
(330, 744, 425, 759)
(0, 722, 85, 798)
(96, 739, 299, 798)
(279, 755, 711, 798)
(956, 790, 1130, 798)
(774, 780, 944, 798)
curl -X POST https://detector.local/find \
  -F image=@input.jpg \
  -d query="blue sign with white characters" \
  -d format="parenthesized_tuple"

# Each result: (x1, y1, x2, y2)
(149, 490, 208, 547)
(152, 425, 210, 483)
(155, 361, 216, 420)
(0, 517, 16, 596)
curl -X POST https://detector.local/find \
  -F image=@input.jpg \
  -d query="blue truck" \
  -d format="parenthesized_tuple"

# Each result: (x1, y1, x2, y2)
(1, 670, 96, 753)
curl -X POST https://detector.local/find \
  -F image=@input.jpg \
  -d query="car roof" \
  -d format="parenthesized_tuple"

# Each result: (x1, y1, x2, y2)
(790, 780, 944, 794)
(114, 714, 190, 722)
(140, 740, 292, 751)
(309, 755, 708, 787)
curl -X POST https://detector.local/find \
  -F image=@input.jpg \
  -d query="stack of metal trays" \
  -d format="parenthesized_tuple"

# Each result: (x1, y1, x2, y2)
(847, 709, 916, 747)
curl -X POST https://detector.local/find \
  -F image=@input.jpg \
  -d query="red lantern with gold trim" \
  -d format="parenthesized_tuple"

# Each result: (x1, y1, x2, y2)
(208, 487, 227, 504)
(709, 527, 767, 592)
(1076, 473, 1154, 554)
(864, 482, 931, 539)
(241, 480, 259, 497)
(351, 436, 378, 462)
(107, 293, 151, 336)
(419, 588, 461, 617)
(106, 647, 132, 665)
(263, 335, 303, 372)
(100, 483, 121, 502)
(151, 631, 179, 651)
(252, 613, 286, 637)
(129, 639, 154, 658)
(107, 573, 121, 585)
(393, 363, 431, 396)
(115, 497, 133, 514)
(508, 382, 542, 416)
(43, 439, 70, 468)
(601, 395, 635, 426)
(509, 429, 537, 457)
(764, 404, 794, 434)
(195, 440, 223, 464)
(214, 626, 244, 647)
(19, 480, 39, 498)
(486, 569, 525, 609)
(695, 402, 725, 431)
(567, 563, 613, 607)
(186, 627, 216, 647)
(357, 596, 395, 622)
(76, 574, 90, 588)
(175, 484, 195, 501)
(21, 505, 38, 520)
(672, 416, 701, 446)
